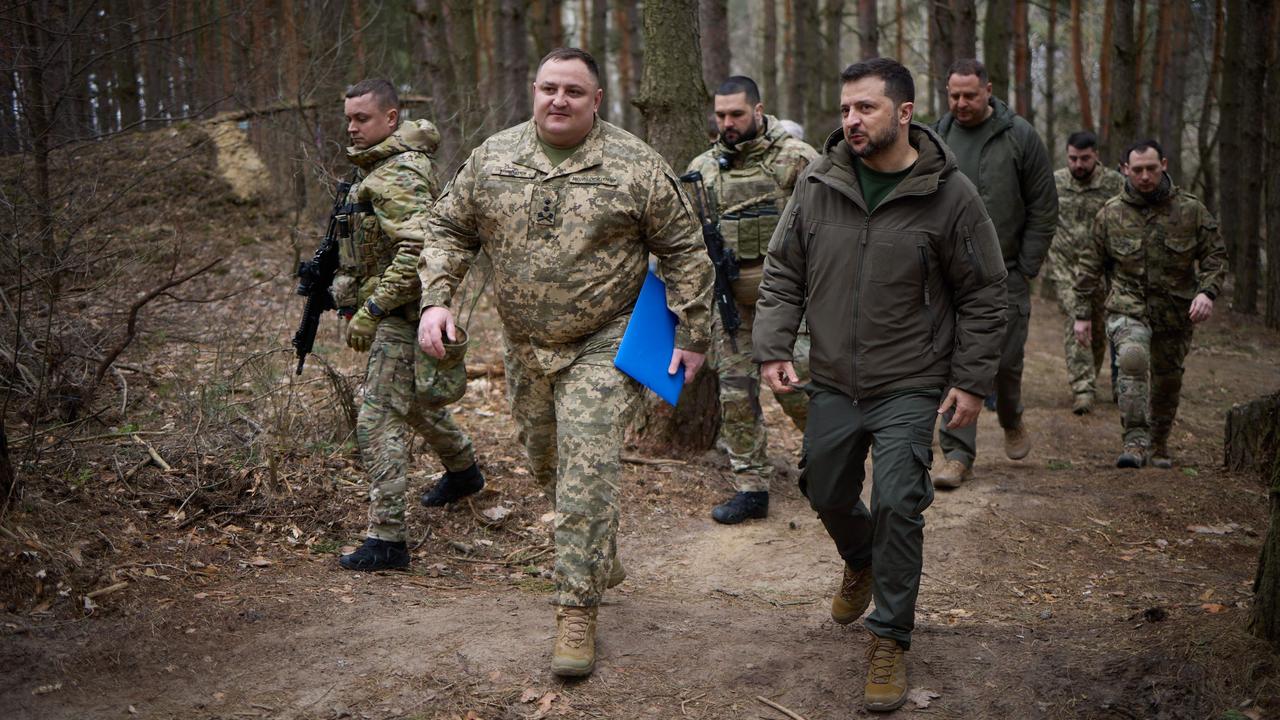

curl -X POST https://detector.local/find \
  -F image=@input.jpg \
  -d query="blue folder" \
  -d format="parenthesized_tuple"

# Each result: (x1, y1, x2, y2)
(615, 270, 684, 406)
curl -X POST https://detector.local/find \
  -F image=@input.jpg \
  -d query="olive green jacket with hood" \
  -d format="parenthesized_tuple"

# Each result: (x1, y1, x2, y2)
(934, 97, 1058, 286)
(753, 123, 1008, 401)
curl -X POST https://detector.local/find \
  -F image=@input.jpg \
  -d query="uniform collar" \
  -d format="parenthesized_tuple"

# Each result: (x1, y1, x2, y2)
(512, 118, 605, 178)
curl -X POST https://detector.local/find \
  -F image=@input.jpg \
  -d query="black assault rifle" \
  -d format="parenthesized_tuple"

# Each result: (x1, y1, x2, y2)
(680, 170, 741, 351)
(291, 179, 353, 375)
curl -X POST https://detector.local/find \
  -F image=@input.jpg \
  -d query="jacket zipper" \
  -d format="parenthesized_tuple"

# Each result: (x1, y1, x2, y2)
(850, 216, 870, 405)
(918, 246, 938, 354)
(964, 226, 987, 285)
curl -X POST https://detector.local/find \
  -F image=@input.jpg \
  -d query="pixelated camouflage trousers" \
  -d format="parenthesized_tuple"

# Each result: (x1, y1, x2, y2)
(1105, 307, 1193, 448)
(712, 301, 809, 493)
(504, 325, 639, 608)
(1056, 282, 1107, 397)
(359, 317, 475, 542)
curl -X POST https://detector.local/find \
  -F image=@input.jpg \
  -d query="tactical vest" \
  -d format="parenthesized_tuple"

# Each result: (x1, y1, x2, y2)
(715, 154, 785, 262)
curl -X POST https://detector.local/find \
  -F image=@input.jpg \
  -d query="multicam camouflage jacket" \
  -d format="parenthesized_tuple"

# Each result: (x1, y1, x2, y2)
(332, 118, 442, 318)
(685, 116, 819, 262)
(417, 118, 714, 372)
(1048, 164, 1124, 311)
(1074, 179, 1228, 322)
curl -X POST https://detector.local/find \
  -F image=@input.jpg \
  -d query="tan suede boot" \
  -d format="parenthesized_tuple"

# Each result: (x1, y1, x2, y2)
(931, 458, 973, 489)
(864, 635, 908, 712)
(831, 563, 873, 625)
(1004, 422, 1031, 460)
(551, 606, 597, 677)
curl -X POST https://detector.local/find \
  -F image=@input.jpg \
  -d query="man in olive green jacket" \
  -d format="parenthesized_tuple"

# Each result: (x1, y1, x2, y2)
(754, 58, 1006, 713)
(933, 58, 1058, 486)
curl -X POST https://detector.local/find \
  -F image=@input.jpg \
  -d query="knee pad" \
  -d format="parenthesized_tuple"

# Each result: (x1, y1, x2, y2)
(1118, 344, 1148, 375)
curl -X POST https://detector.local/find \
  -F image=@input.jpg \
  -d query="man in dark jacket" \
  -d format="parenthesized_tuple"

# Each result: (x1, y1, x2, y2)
(932, 58, 1058, 487)
(754, 57, 1006, 713)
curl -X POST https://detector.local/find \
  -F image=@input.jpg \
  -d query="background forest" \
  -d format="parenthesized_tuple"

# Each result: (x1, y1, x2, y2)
(2, 3, 1280, 718)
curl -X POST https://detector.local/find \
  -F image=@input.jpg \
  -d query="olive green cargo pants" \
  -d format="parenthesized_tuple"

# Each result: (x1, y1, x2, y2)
(801, 385, 939, 650)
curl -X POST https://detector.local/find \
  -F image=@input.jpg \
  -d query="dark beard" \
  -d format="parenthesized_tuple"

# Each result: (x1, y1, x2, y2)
(722, 117, 761, 149)
(1070, 165, 1094, 181)
(849, 122, 900, 159)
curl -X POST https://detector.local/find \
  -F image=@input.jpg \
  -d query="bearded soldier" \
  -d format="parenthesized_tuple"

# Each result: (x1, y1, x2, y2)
(1048, 131, 1124, 414)
(417, 49, 713, 677)
(685, 76, 819, 524)
(334, 79, 483, 572)
(1074, 140, 1227, 469)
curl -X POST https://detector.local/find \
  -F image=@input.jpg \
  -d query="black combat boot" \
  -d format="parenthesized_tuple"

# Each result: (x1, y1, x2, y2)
(339, 537, 410, 571)
(420, 463, 485, 507)
(711, 491, 769, 524)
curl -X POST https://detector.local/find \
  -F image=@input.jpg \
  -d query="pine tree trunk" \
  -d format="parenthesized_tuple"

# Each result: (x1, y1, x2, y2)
(930, 0, 954, 116)
(700, 0, 729, 94)
(762, 0, 778, 109)
(787, 0, 814, 134)
(530, 0, 565, 59)
(1219, 0, 1246, 271)
(857, 0, 878, 58)
(1099, 0, 1113, 146)
(496, 0, 530, 130)
(1266, 8, 1280, 330)
(1045, 0, 1058, 166)
(895, 0, 905, 61)
(1233, 0, 1269, 315)
(806, 0, 840, 142)
(1105, 0, 1136, 166)
(111, 0, 143, 129)
(1224, 392, 1280, 642)
(589, 0, 609, 119)
(1157, 1, 1189, 182)
(1148, 0, 1170, 140)
(413, 0, 463, 172)
(1194, 0, 1224, 214)
(1070, 0, 1094, 133)
(1013, 0, 1031, 121)
(984, 0, 1012, 100)
(953, 0, 977, 57)
(634, 0, 719, 453)
(614, 0, 643, 134)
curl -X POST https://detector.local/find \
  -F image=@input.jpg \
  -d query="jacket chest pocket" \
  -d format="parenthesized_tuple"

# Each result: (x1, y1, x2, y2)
(1159, 223, 1198, 254)
(1109, 229, 1144, 258)
(867, 230, 930, 290)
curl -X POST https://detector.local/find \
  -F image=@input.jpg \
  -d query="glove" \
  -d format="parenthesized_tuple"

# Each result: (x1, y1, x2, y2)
(346, 306, 378, 352)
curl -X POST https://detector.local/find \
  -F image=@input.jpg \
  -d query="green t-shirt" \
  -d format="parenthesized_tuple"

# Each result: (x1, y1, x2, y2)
(944, 113, 996, 184)
(855, 158, 915, 212)
(538, 135, 585, 167)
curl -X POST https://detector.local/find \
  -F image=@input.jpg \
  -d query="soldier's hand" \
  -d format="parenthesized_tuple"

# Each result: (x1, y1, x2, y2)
(1189, 293, 1214, 324)
(418, 306, 456, 359)
(1073, 319, 1092, 347)
(346, 307, 378, 352)
(761, 360, 799, 394)
(668, 348, 706, 383)
(939, 387, 983, 429)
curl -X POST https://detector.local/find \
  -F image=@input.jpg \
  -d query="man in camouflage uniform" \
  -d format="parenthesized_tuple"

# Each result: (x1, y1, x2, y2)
(416, 49, 713, 677)
(1074, 139, 1227, 469)
(333, 79, 483, 572)
(1048, 131, 1124, 415)
(685, 76, 819, 524)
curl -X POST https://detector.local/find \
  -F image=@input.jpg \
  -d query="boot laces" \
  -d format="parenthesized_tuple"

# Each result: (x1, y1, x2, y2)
(841, 566, 865, 598)
(560, 609, 590, 648)
(866, 639, 900, 685)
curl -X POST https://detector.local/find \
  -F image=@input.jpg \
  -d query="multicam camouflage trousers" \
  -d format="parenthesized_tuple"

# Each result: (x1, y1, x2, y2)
(712, 301, 810, 493)
(359, 316, 476, 542)
(1056, 282, 1107, 398)
(504, 323, 640, 609)
(1105, 307, 1194, 448)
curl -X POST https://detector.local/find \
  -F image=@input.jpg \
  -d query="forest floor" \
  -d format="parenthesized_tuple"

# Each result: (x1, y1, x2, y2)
(2, 123, 1279, 720)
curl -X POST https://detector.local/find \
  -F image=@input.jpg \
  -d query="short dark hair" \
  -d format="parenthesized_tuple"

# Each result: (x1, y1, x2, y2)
(345, 78, 399, 110)
(1125, 139, 1165, 162)
(840, 57, 915, 107)
(946, 58, 989, 84)
(537, 47, 601, 85)
(1066, 131, 1098, 150)
(716, 76, 762, 105)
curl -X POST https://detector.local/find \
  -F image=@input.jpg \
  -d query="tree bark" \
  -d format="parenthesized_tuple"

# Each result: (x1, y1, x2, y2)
(895, 0, 905, 61)
(1133, 0, 1148, 134)
(111, 0, 143, 128)
(1105, 0, 1136, 166)
(530, 0, 565, 59)
(1147, 0, 1169, 140)
(984, 0, 1012, 100)
(590, 0, 609, 119)
(1219, 0, 1246, 271)
(787, 0, 815, 132)
(1224, 392, 1280, 641)
(635, 0, 719, 452)
(1045, 0, 1058, 167)
(1156, 0, 1189, 181)
(1013, 0, 1031, 121)
(1099, 0, 1113, 147)
(1193, 0, 1223, 214)
(762, 0, 778, 109)
(857, 0, 878, 58)
(930, 0, 954, 115)
(700, 0, 729, 93)
(1070, 0, 1094, 133)
(497, 0, 530, 130)
(953, 0, 977, 57)
(614, 0, 643, 134)
(1266, 7, 1280, 329)
(814, 0, 844, 138)
(1234, 0, 1269, 314)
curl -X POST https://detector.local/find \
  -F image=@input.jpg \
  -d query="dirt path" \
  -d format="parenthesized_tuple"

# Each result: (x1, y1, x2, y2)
(3, 293, 1277, 720)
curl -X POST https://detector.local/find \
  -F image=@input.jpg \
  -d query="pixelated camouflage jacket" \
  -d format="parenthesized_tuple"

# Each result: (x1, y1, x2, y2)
(417, 118, 714, 371)
(685, 116, 819, 261)
(334, 118, 441, 316)
(1047, 164, 1124, 307)
(1074, 178, 1227, 322)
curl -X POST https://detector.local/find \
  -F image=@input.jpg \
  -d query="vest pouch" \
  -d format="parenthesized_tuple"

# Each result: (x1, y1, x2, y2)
(732, 260, 764, 308)
(414, 326, 468, 409)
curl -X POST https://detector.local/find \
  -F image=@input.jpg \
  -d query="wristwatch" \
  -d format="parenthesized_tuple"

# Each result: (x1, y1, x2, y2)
(365, 299, 388, 319)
